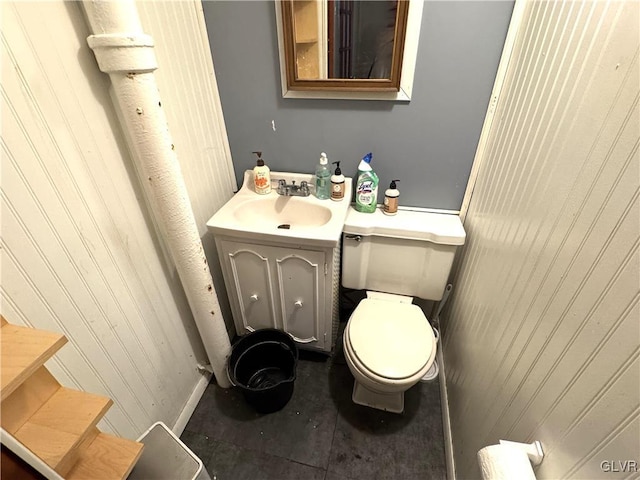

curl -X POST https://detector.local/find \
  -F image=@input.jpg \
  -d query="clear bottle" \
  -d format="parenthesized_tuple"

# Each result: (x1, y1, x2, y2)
(315, 152, 331, 200)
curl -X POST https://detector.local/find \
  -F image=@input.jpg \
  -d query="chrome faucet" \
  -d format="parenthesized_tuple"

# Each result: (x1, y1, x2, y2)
(277, 179, 310, 197)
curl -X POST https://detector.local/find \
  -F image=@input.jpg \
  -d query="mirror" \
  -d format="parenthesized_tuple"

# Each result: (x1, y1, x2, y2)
(275, 0, 423, 101)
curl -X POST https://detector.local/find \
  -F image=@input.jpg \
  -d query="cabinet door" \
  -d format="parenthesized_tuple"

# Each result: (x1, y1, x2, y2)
(222, 242, 277, 334)
(275, 250, 326, 349)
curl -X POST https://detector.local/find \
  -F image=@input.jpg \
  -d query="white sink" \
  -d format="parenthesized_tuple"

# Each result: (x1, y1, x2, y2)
(233, 197, 332, 228)
(207, 170, 353, 247)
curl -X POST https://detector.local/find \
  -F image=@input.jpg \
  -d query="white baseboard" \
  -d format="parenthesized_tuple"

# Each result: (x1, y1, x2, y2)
(172, 373, 211, 436)
(438, 343, 456, 480)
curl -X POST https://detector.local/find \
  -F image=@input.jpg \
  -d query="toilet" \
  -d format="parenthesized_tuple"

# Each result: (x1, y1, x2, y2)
(341, 207, 465, 413)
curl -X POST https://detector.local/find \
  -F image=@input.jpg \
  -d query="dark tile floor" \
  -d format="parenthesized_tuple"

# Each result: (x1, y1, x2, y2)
(181, 330, 447, 480)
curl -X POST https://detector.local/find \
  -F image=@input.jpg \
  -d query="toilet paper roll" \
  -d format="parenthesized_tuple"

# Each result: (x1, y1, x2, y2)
(477, 444, 537, 480)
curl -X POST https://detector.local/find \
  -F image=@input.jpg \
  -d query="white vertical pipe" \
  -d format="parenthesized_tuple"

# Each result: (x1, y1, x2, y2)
(81, 0, 231, 387)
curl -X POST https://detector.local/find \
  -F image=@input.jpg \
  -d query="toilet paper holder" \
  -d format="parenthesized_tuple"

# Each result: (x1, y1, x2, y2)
(499, 440, 544, 466)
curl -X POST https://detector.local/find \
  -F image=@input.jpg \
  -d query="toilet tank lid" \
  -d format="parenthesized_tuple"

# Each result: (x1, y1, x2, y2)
(343, 207, 466, 245)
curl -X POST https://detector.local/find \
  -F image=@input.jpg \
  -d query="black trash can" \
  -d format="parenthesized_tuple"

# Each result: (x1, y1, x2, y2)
(228, 329, 298, 414)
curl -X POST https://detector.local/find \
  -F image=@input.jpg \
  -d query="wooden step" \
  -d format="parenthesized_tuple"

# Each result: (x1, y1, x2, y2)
(0, 318, 144, 477)
(13, 388, 113, 475)
(2, 366, 61, 434)
(66, 429, 144, 480)
(1, 321, 67, 401)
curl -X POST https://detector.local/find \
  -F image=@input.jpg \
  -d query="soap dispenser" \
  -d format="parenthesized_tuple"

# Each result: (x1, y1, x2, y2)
(315, 152, 331, 200)
(253, 151, 271, 195)
(330, 161, 345, 201)
(383, 179, 400, 215)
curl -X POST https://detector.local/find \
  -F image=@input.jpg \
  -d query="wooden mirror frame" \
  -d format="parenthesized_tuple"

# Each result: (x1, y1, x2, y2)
(275, 0, 424, 101)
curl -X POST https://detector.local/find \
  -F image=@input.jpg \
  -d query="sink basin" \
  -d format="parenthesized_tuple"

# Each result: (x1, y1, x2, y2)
(233, 197, 332, 228)
(207, 170, 352, 247)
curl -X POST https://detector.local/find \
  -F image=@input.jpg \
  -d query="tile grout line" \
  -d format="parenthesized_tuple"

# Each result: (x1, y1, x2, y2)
(206, 436, 327, 477)
(184, 354, 446, 479)
(324, 357, 344, 480)
(183, 378, 338, 475)
(179, 429, 219, 474)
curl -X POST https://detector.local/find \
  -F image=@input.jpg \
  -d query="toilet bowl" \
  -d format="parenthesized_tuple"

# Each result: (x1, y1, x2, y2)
(341, 207, 465, 413)
(342, 295, 436, 413)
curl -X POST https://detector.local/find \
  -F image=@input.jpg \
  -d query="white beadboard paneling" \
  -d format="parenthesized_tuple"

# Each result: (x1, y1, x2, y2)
(442, 1, 640, 478)
(1, 1, 234, 438)
(136, 0, 237, 234)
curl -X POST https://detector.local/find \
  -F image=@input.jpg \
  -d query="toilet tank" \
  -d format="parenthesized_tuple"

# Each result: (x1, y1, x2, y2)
(341, 208, 466, 301)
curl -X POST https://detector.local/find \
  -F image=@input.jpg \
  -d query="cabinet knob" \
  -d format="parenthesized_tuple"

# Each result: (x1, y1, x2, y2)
(294, 300, 303, 308)
(250, 294, 259, 302)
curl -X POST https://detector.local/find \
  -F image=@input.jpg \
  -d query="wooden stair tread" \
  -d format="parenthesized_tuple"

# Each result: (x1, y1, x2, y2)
(14, 388, 113, 474)
(1, 322, 67, 401)
(1, 318, 144, 477)
(1, 366, 61, 434)
(66, 432, 144, 480)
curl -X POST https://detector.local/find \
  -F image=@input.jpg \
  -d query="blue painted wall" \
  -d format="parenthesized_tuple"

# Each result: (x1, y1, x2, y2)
(203, 1, 514, 210)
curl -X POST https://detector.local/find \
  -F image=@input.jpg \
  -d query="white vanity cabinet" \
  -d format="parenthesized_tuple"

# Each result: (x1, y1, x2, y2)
(206, 170, 352, 353)
(216, 238, 338, 352)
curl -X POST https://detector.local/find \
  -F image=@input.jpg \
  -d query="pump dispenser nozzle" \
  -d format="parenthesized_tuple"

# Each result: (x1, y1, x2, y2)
(253, 151, 264, 166)
(332, 161, 342, 175)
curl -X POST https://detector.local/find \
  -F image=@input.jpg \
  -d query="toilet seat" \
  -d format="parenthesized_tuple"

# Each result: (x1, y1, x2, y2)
(347, 298, 435, 380)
